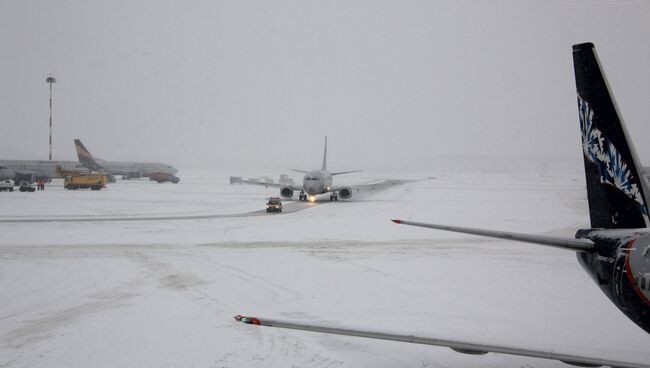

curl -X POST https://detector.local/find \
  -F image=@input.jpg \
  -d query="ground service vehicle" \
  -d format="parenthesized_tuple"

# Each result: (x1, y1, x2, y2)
(64, 173, 107, 190)
(18, 182, 35, 192)
(266, 197, 282, 213)
(0, 181, 14, 192)
(149, 172, 180, 183)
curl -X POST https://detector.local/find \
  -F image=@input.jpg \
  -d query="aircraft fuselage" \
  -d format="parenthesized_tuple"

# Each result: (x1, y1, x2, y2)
(302, 169, 333, 196)
(576, 228, 650, 333)
(96, 159, 178, 178)
(0, 160, 88, 180)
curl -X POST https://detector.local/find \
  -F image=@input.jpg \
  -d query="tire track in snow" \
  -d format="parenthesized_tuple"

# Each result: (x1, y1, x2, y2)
(0, 179, 411, 224)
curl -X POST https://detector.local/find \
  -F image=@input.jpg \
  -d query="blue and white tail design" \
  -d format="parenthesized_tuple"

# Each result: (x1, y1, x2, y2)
(573, 42, 649, 229)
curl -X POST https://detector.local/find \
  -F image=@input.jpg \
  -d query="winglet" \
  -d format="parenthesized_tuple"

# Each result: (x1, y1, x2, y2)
(391, 219, 402, 224)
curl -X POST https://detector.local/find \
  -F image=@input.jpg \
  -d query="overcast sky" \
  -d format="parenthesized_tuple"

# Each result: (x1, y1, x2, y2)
(1, 0, 649, 173)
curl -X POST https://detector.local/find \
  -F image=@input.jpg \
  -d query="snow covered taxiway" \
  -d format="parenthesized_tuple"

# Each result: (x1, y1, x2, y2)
(1, 171, 649, 367)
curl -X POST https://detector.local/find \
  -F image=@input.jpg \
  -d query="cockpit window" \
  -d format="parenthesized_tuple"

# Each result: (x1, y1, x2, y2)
(305, 176, 319, 181)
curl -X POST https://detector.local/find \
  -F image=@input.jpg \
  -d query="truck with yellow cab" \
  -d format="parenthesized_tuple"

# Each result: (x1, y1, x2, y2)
(64, 173, 107, 190)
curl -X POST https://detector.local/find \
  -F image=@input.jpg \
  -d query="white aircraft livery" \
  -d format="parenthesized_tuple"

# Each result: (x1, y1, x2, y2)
(0, 160, 88, 183)
(74, 139, 178, 179)
(235, 43, 650, 368)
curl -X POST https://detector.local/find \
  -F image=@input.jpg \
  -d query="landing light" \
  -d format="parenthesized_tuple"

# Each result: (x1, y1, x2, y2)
(309, 195, 316, 203)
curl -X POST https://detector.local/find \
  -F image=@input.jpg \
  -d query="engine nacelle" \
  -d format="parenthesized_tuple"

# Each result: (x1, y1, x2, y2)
(339, 187, 352, 199)
(280, 187, 294, 198)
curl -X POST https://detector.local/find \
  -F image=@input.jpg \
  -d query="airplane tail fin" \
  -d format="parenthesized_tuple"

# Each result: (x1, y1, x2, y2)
(74, 139, 98, 167)
(74, 139, 106, 170)
(74, 139, 116, 182)
(321, 136, 328, 171)
(573, 43, 650, 229)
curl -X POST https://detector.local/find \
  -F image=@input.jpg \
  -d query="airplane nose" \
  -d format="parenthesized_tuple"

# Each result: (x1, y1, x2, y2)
(305, 183, 320, 193)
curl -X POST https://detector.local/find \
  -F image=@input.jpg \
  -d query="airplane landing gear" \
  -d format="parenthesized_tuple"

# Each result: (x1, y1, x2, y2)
(299, 191, 306, 201)
(330, 192, 338, 201)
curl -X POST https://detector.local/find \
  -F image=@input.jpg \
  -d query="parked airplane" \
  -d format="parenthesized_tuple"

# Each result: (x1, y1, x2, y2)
(235, 43, 650, 368)
(236, 137, 360, 202)
(74, 139, 178, 180)
(0, 160, 88, 184)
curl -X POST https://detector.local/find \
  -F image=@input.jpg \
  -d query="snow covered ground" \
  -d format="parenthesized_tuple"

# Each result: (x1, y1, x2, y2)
(1, 171, 649, 367)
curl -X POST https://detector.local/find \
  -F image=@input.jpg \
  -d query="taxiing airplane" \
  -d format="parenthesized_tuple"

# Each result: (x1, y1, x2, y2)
(235, 43, 650, 368)
(237, 137, 360, 202)
(74, 139, 178, 180)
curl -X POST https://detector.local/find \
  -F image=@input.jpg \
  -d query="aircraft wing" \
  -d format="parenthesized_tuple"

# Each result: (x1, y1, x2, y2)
(234, 178, 302, 191)
(391, 219, 595, 252)
(234, 315, 648, 368)
(330, 185, 350, 192)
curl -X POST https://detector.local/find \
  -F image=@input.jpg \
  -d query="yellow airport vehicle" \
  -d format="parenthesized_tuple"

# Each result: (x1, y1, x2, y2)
(64, 173, 107, 190)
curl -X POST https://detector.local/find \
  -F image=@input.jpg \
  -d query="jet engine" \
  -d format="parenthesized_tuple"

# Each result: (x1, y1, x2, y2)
(339, 187, 352, 199)
(280, 187, 294, 198)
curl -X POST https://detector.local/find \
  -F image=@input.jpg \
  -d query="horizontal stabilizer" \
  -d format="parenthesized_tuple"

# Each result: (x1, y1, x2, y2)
(234, 315, 647, 368)
(391, 219, 594, 252)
